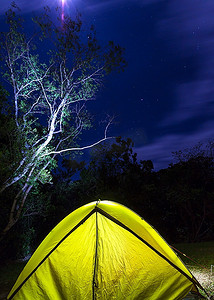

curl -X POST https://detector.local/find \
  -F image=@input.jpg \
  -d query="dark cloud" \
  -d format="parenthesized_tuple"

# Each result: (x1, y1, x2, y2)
(135, 121, 214, 169)
(83, 0, 163, 13)
(162, 78, 214, 126)
(84, 0, 124, 12)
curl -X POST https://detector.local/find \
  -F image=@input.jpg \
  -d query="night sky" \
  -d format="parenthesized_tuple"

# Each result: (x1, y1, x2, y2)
(1, 0, 214, 169)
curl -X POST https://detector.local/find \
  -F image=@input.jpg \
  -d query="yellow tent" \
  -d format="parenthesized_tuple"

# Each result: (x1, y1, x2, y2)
(8, 200, 202, 299)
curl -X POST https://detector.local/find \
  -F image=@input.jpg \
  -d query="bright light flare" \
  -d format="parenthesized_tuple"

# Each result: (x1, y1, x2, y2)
(61, 0, 65, 22)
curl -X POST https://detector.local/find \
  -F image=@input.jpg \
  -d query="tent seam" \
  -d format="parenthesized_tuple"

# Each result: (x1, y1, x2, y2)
(92, 211, 98, 300)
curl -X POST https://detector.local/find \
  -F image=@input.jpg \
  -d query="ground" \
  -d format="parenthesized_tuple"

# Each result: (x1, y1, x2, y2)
(0, 260, 26, 300)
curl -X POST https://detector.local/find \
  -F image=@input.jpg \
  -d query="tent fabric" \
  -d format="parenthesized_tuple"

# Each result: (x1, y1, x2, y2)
(7, 200, 200, 300)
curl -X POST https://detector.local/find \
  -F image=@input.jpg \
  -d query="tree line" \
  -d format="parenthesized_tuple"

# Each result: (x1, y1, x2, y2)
(48, 137, 214, 245)
(1, 135, 214, 259)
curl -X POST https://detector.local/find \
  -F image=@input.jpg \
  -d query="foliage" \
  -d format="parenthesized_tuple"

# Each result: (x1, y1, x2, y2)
(1, 124, 214, 257)
(168, 143, 214, 243)
(0, 260, 26, 299)
(40, 138, 214, 245)
(0, 5, 125, 239)
(0, 84, 17, 182)
(62, 139, 214, 243)
(68, 137, 156, 217)
(158, 146, 214, 242)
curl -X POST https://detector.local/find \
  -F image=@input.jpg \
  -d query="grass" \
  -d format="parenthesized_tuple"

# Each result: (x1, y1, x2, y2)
(174, 241, 214, 298)
(0, 260, 26, 300)
(0, 241, 213, 299)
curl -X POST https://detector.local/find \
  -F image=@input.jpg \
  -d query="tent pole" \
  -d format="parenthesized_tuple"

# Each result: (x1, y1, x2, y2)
(92, 211, 98, 300)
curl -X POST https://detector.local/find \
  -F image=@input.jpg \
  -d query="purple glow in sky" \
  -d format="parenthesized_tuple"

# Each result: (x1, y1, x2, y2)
(61, 0, 65, 21)
(1, 0, 214, 170)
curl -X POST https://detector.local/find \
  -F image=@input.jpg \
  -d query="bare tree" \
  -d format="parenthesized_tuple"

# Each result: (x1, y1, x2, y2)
(0, 6, 125, 238)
